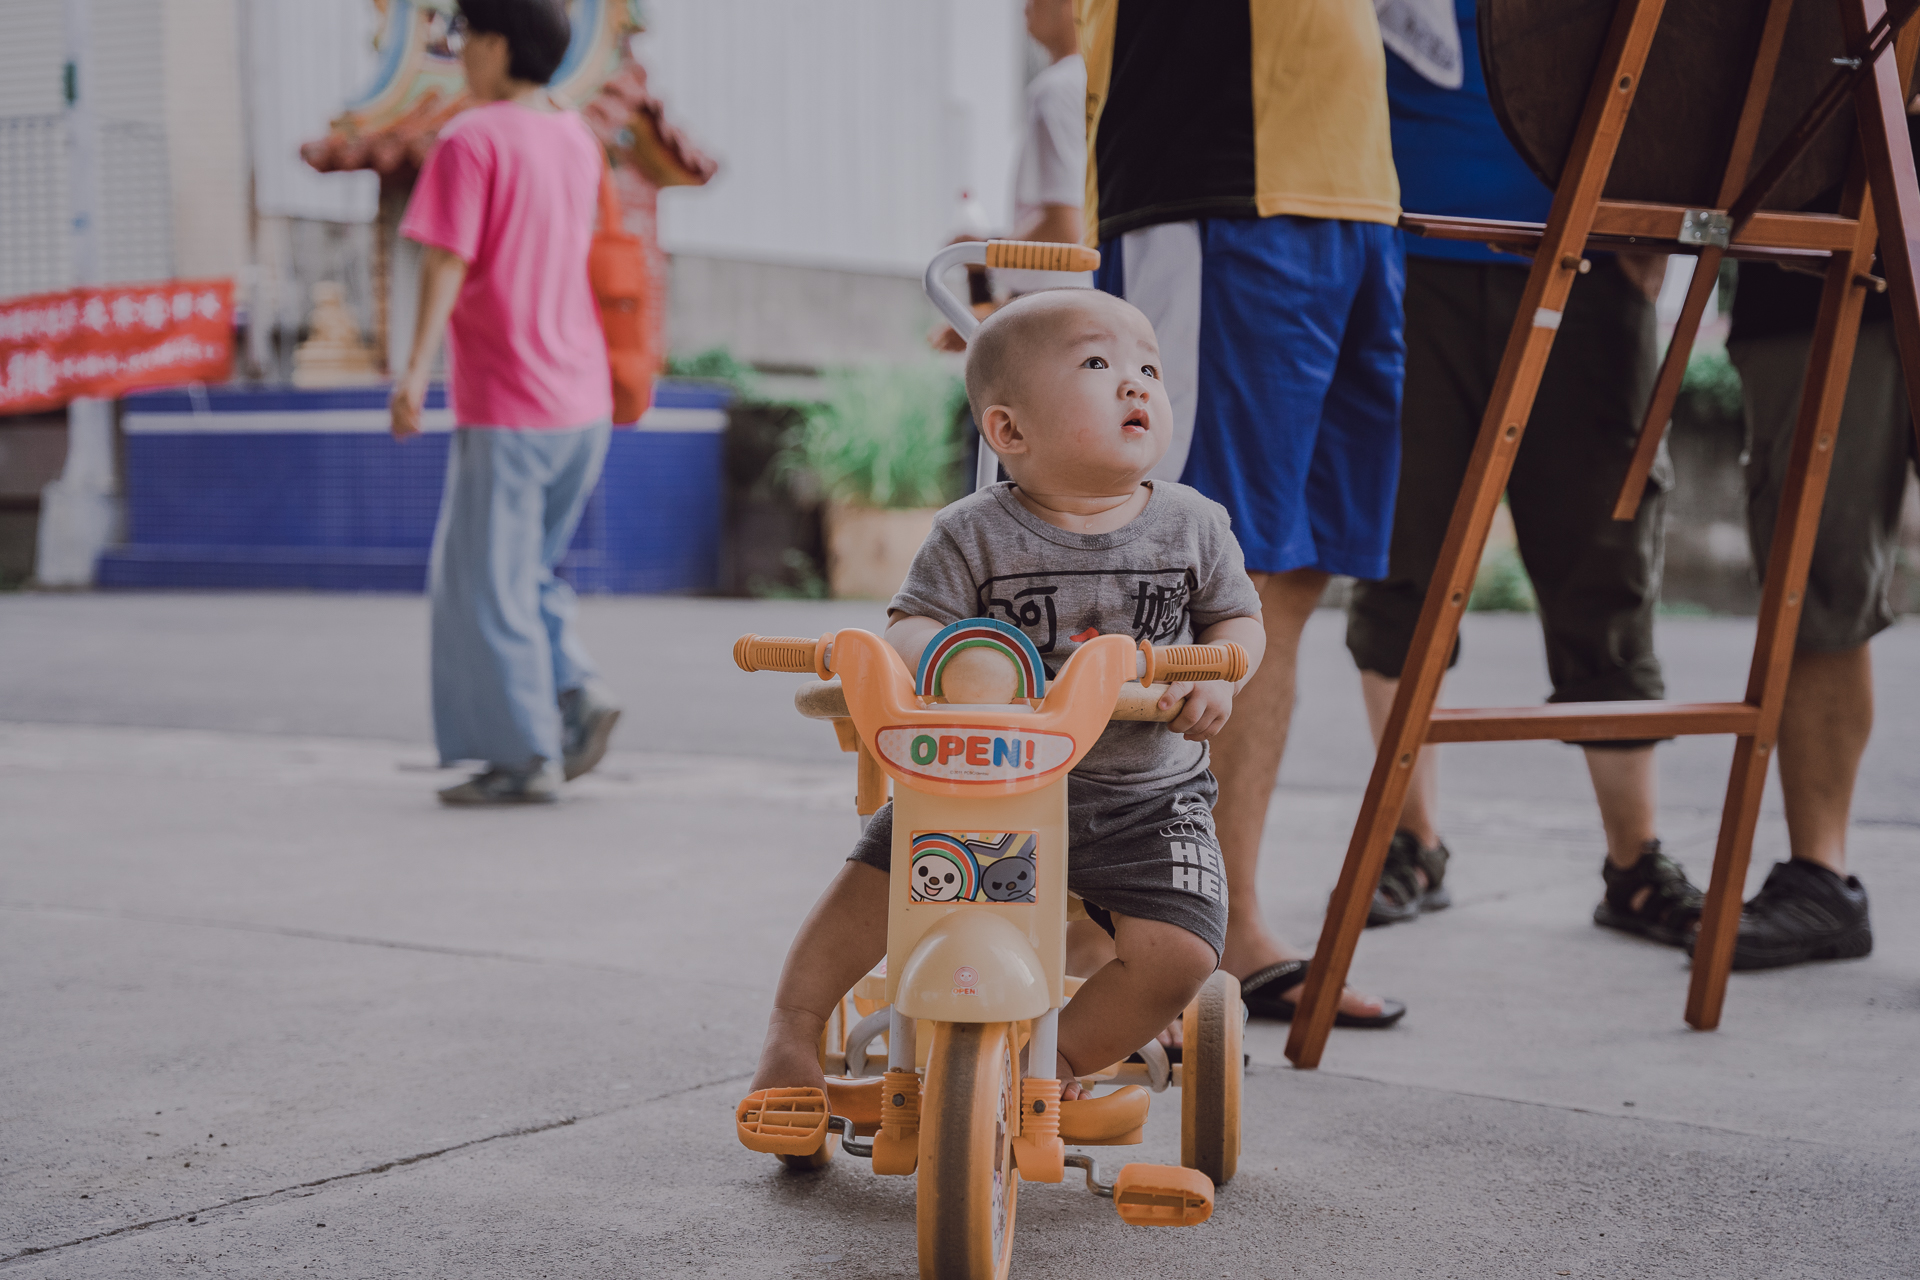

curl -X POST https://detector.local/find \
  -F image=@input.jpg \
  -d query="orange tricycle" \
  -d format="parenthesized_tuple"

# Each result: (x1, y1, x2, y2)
(732, 617, 1248, 1280)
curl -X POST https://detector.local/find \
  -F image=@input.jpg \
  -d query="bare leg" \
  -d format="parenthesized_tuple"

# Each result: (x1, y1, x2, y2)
(1065, 918, 1186, 1050)
(1212, 568, 1385, 1018)
(1583, 745, 1659, 868)
(747, 862, 889, 1094)
(1055, 913, 1216, 1095)
(1065, 918, 1117, 978)
(1775, 645, 1872, 876)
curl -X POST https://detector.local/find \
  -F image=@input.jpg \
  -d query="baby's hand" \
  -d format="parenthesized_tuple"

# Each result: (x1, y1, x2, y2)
(1159, 680, 1234, 742)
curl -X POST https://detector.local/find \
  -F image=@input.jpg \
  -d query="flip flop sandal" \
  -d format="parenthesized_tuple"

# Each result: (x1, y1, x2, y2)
(1238, 960, 1407, 1029)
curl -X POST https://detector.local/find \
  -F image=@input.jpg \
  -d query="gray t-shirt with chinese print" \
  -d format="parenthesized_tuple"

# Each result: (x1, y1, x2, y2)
(889, 481, 1262, 790)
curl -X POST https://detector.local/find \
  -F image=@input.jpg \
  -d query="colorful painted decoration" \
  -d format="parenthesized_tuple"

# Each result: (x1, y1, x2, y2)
(908, 833, 980, 902)
(908, 831, 1039, 904)
(328, 0, 636, 146)
(915, 617, 1048, 701)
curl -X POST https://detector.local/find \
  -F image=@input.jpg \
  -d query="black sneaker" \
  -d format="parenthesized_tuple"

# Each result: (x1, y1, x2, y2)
(1594, 841, 1702, 948)
(1719, 859, 1872, 971)
(1366, 832, 1451, 927)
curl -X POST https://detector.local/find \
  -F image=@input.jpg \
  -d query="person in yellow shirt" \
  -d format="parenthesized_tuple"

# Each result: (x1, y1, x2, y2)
(1079, 0, 1407, 1027)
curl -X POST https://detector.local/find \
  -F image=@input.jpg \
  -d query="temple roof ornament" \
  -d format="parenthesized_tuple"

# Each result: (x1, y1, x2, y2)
(300, 0, 714, 191)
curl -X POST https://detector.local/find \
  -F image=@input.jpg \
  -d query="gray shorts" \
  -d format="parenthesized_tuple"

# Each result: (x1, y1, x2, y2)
(848, 771, 1229, 959)
(1731, 323, 1916, 651)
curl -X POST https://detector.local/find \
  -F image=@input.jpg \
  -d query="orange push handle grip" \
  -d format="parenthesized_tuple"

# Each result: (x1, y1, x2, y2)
(733, 633, 831, 678)
(983, 239, 1101, 273)
(1138, 641, 1248, 687)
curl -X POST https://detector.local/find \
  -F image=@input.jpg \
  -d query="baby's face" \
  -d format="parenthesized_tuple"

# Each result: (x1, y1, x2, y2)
(1003, 298, 1168, 490)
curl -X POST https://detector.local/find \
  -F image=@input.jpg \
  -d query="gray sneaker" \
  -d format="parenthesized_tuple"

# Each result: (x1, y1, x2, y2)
(437, 761, 563, 806)
(559, 680, 622, 781)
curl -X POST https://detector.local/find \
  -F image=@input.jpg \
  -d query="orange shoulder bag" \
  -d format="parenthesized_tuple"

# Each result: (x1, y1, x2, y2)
(588, 158, 657, 425)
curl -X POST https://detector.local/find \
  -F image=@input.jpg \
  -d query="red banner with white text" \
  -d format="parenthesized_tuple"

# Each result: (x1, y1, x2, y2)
(0, 279, 234, 414)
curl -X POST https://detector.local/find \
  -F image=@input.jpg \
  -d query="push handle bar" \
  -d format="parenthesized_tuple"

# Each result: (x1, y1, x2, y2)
(982, 240, 1102, 274)
(923, 239, 1103, 495)
(923, 240, 1104, 346)
(732, 633, 831, 679)
(1138, 641, 1248, 687)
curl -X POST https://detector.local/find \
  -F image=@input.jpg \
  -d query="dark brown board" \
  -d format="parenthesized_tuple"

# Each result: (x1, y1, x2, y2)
(1482, 0, 1854, 211)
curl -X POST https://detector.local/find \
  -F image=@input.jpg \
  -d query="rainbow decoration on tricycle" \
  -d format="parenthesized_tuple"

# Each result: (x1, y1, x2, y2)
(915, 618, 1048, 700)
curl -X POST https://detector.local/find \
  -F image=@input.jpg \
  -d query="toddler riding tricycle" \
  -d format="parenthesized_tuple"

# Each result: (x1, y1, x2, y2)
(732, 616, 1247, 1280)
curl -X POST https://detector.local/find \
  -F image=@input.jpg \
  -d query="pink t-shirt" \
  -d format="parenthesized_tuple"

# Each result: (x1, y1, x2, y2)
(401, 102, 612, 429)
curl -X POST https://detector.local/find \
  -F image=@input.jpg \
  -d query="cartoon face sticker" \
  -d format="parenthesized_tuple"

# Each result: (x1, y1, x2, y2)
(976, 834, 1038, 903)
(909, 835, 980, 902)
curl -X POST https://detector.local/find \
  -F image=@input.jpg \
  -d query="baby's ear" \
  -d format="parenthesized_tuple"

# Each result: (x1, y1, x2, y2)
(978, 405, 1026, 455)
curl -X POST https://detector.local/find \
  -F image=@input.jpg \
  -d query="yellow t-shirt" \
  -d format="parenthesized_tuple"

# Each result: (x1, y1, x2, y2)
(1078, 0, 1400, 242)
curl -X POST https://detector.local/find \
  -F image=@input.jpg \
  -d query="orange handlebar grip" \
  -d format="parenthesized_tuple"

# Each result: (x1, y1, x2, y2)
(1139, 641, 1248, 687)
(733, 633, 831, 678)
(982, 239, 1101, 273)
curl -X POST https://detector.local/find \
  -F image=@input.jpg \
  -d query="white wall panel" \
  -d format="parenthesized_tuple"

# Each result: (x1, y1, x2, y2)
(245, 0, 380, 223)
(162, 0, 247, 279)
(95, 0, 174, 285)
(640, 0, 1023, 277)
(0, 0, 66, 115)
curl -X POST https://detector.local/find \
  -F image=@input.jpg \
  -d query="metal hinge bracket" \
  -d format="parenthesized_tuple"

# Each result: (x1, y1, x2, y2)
(1678, 210, 1733, 249)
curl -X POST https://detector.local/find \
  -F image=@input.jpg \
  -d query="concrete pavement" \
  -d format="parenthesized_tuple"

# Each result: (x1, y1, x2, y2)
(2, 594, 1916, 1277)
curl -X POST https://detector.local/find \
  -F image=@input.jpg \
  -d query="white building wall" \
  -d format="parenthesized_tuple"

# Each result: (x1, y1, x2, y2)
(0, 0, 75, 297)
(245, 0, 381, 224)
(162, 0, 248, 280)
(0, 0, 180, 296)
(638, 0, 1024, 278)
(97, 0, 175, 285)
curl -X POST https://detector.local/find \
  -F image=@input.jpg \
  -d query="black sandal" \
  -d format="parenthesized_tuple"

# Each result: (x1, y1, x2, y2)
(1238, 960, 1407, 1029)
(1593, 841, 1702, 949)
(1367, 832, 1452, 927)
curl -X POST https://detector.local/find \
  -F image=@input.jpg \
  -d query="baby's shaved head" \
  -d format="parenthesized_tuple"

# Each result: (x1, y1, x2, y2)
(963, 289, 1147, 418)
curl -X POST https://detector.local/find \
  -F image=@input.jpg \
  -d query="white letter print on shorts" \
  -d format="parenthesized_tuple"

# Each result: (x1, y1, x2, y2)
(1163, 805, 1225, 905)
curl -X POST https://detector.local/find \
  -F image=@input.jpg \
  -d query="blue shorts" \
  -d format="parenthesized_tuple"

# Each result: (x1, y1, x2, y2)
(1095, 217, 1405, 577)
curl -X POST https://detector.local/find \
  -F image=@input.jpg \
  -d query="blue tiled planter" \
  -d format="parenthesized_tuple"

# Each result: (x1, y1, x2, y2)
(96, 380, 729, 593)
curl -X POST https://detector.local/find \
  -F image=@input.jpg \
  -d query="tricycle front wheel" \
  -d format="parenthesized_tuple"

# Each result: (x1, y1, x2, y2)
(917, 1021, 1019, 1280)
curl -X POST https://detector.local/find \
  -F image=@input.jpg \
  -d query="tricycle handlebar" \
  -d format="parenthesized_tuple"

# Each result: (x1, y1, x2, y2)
(732, 633, 829, 677)
(735, 633, 1247, 690)
(1139, 641, 1248, 686)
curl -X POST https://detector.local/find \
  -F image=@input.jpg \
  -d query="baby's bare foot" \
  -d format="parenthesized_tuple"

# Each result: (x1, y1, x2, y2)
(1056, 1053, 1088, 1101)
(748, 1015, 828, 1095)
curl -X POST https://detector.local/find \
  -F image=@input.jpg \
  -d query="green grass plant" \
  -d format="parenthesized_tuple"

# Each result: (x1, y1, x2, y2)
(790, 363, 965, 510)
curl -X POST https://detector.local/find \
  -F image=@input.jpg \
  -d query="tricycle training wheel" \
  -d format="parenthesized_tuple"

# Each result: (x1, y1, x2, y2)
(917, 1022, 1019, 1280)
(1181, 970, 1241, 1185)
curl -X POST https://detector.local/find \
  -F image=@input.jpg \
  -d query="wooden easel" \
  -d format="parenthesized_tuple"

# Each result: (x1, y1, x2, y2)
(1287, 0, 1920, 1069)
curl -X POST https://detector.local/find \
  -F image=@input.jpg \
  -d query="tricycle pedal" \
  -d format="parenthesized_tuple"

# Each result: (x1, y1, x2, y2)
(1112, 1163, 1215, 1227)
(736, 1087, 829, 1156)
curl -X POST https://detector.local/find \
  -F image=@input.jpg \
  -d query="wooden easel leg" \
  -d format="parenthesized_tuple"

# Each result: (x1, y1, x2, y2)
(1844, 0, 1920, 448)
(1686, 223, 1879, 1030)
(1612, 0, 1796, 521)
(1284, 0, 1672, 1070)
(1688, 0, 1920, 1031)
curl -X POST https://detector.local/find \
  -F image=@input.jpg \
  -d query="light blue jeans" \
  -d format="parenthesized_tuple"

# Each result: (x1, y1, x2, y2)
(429, 422, 611, 769)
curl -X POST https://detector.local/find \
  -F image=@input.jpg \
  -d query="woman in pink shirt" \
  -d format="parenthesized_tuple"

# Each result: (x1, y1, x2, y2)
(390, 0, 622, 805)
